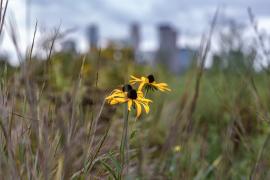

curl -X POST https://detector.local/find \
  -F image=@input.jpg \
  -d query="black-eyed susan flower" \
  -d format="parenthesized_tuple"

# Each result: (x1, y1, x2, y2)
(130, 74, 171, 92)
(106, 87, 152, 117)
(105, 84, 132, 105)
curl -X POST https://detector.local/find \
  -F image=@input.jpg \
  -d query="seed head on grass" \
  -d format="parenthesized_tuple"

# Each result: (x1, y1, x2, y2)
(130, 74, 171, 92)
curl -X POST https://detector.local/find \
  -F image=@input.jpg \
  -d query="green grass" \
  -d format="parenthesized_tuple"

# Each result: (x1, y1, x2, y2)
(1, 49, 270, 179)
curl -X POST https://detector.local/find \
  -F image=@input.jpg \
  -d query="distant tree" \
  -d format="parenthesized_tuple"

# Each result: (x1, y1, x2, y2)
(212, 18, 256, 73)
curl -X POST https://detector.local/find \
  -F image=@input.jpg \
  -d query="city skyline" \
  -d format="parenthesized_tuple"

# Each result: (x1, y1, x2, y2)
(0, 0, 270, 65)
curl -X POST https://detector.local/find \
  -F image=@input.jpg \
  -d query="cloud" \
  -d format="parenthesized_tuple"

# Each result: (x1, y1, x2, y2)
(1, 0, 270, 65)
(29, 0, 270, 35)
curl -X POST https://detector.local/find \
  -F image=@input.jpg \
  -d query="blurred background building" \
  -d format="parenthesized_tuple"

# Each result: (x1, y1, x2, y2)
(129, 23, 141, 61)
(79, 23, 195, 73)
(87, 24, 99, 50)
(157, 24, 178, 65)
(61, 39, 77, 53)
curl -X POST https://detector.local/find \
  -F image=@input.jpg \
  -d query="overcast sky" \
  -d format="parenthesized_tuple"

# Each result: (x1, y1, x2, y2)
(1, 0, 270, 65)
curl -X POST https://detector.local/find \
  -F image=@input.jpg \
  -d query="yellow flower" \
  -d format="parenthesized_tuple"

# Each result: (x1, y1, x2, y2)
(130, 74, 171, 92)
(106, 84, 132, 105)
(173, 145, 181, 153)
(105, 85, 152, 117)
(106, 89, 127, 105)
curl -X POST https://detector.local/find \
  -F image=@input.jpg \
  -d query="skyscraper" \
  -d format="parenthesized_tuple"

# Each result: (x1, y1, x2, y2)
(130, 23, 140, 61)
(87, 24, 99, 50)
(157, 24, 178, 66)
(130, 23, 140, 51)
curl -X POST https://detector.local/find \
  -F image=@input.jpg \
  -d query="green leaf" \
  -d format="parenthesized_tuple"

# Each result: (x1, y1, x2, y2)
(108, 152, 122, 175)
(100, 160, 119, 180)
(130, 130, 137, 139)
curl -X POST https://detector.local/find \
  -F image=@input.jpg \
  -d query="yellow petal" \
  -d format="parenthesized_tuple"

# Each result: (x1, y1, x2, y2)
(111, 97, 127, 103)
(130, 75, 140, 80)
(141, 77, 149, 83)
(153, 82, 171, 92)
(109, 99, 120, 105)
(138, 82, 146, 91)
(129, 75, 142, 84)
(137, 97, 152, 103)
(137, 90, 144, 97)
(106, 89, 126, 100)
(155, 82, 168, 86)
(141, 102, 150, 114)
(128, 100, 132, 111)
(130, 81, 136, 85)
(134, 100, 142, 117)
(159, 85, 171, 91)
(163, 87, 171, 91)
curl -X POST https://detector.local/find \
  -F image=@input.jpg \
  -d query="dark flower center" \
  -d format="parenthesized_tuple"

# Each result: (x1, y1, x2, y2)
(147, 74, 155, 83)
(122, 84, 132, 92)
(127, 89, 137, 99)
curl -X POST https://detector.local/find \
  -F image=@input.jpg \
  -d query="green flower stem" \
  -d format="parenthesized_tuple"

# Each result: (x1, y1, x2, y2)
(120, 103, 129, 177)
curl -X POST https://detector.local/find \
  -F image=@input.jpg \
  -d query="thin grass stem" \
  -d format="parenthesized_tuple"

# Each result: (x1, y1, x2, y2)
(120, 103, 129, 178)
